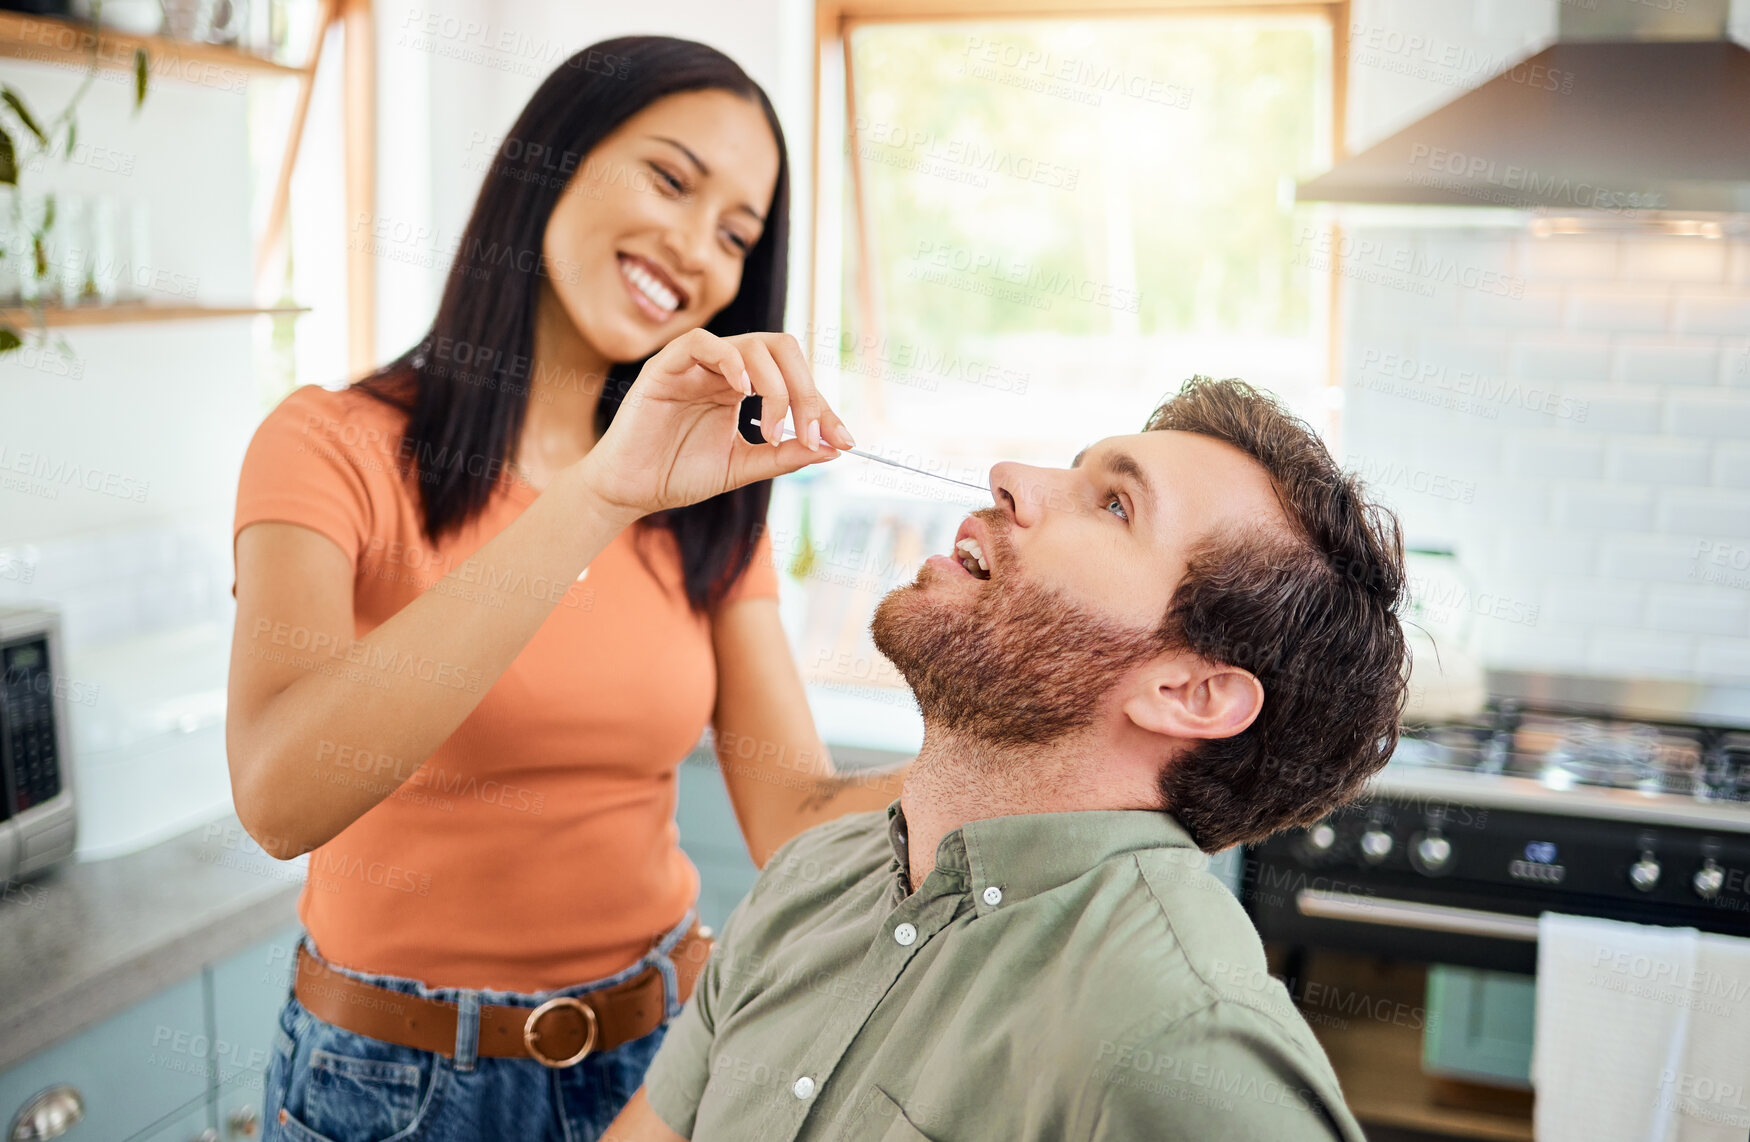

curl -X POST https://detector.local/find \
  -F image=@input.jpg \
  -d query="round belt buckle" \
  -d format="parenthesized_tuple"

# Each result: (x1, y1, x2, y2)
(523, 996, 599, 1068)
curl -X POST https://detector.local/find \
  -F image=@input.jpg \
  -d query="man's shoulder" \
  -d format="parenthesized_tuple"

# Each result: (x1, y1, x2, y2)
(750, 808, 895, 904)
(1078, 846, 1317, 1047)
(1067, 850, 1361, 1138)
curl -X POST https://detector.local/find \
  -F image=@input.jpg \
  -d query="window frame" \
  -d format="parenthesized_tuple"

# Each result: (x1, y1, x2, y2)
(810, 0, 1353, 435)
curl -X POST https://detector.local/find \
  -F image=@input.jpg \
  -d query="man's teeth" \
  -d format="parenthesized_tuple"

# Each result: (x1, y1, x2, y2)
(954, 537, 989, 577)
(621, 258, 680, 313)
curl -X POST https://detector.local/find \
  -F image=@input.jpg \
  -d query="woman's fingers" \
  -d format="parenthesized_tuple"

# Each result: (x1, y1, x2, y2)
(740, 338, 790, 446)
(668, 327, 751, 398)
(766, 332, 850, 451)
(730, 434, 839, 485)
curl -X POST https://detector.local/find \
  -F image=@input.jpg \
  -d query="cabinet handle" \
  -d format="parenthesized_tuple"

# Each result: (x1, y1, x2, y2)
(192, 1131, 219, 1142)
(228, 1105, 260, 1137)
(8, 1085, 85, 1142)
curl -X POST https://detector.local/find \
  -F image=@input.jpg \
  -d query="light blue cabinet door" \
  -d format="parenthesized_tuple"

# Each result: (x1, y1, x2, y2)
(136, 1102, 215, 1142)
(208, 922, 302, 1137)
(0, 975, 210, 1142)
(675, 757, 759, 931)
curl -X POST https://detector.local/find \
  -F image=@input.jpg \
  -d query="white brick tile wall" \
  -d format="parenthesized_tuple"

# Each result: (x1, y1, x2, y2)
(1615, 342, 1721, 387)
(1345, 224, 1750, 683)
(1510, 338, 1612, 382)
(1570, 291, 1670, 335)
(1563, 386, 1662, 434)
(1621, 239, 1728, 286)
(1716, 447, 1750, 488)
(1657, 491, 1750, 536)
(1483, 626, 1590, 670)
(1696, 638, 1750, 680)
(1587, 629, 1695, 677)
(1667, 394, 1750, 438)
(1505, 434, 1607, 481)
(1726, 344, 1750, 389)
(1587, 535, 1698, 585)
(1676, 294, 1750, 336)
(1467, 482, 1550, 527)
(1484, 530, 1598, 580)
(1461, 288, 1564, 330)
(1645, 587, 1750, 636)
(1542, 580, 1644, 627)
(1416, 334, 1511, 377)
(1611, 441, 1710, 485)
(1556, 486, 1655, 531)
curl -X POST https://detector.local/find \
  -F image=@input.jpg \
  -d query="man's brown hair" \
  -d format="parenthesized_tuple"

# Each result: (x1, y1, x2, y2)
(1147, 376, 1408, 852)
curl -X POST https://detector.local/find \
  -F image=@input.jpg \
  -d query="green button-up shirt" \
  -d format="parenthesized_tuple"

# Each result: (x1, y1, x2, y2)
(645, 800, 1366, 1141)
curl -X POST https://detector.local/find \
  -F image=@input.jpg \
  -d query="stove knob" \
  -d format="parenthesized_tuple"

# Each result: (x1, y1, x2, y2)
(1359, 828, 1394, 865)
(1629, 853, 1661, 893)
(1693, 859, 1725, 900)
(1306, 823, 1337, 854)
(1411, 832, 1452, 875)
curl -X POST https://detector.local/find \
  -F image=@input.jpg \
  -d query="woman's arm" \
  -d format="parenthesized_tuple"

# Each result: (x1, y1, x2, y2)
(229, 466, 640, 858)
(228, 329, 846, 859)
(708, 596, 911, 867)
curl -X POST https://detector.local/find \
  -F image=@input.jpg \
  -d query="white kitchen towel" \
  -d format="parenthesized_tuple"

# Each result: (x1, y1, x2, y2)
(1532, 913, 1696, 1142)
(1668, 929, 1750, 1142)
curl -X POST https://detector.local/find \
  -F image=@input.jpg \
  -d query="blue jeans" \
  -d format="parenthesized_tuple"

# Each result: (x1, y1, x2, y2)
(262, 910, 694, 1142)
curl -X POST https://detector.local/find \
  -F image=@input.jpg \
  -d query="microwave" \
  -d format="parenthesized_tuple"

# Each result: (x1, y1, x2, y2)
(0, 607, 77, 883)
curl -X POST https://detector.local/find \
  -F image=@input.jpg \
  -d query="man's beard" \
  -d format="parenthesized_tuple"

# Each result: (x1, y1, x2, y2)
(870, 512, 1169, 747)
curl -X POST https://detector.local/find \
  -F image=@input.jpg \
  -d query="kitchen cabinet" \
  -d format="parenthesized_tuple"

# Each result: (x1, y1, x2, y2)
(676, 755, 760, 932)
(139, 1105, 217, 1142)
(210, 923, 302, 1134)
(2, 922, 300, 1142)
(4, 758, 763, 1139)
(0, 974, 209, 1141)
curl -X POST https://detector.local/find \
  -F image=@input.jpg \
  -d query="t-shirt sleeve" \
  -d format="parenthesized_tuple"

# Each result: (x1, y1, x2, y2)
(1089, 1004, 1366, 1142)
(232, 387, 384, 592)
(642, 894, 749, 1138)
(716, 528, 780, 608)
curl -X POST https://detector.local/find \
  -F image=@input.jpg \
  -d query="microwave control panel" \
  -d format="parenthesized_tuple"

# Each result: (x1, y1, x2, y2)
(2, 636, 63, 817)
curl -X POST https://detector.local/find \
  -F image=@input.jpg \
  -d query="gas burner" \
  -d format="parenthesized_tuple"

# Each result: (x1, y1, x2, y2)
(1395, 709, 1722, 801)
(1533, 719, 1703, 795)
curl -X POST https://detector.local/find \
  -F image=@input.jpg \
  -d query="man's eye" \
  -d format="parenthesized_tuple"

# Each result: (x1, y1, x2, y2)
(1105, 492, 1128, 522)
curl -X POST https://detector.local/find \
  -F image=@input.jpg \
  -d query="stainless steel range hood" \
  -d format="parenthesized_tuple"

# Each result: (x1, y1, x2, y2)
(1298, 0, 1750, 214)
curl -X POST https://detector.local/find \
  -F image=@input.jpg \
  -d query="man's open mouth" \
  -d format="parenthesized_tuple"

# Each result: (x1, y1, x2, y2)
(953, 537, 992, 580)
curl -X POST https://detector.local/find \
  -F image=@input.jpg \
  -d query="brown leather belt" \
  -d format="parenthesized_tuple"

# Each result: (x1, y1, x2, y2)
(293, 920, 714, 1067)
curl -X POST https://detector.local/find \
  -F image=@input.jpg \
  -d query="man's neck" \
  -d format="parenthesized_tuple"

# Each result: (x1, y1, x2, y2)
(898, 726, 1158, 891)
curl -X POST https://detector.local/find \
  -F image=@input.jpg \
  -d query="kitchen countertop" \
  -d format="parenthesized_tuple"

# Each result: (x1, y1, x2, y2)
(0, 742, 916, 1073)
(0, 811, 300, 1072)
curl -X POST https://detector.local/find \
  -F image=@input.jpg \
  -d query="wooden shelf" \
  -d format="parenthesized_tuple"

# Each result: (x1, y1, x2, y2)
(0, 10, 305, 82)
(0, 303, 308, 328)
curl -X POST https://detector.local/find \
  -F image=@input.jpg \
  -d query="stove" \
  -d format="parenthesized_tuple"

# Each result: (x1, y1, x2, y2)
(1241, 671, 1750, 973)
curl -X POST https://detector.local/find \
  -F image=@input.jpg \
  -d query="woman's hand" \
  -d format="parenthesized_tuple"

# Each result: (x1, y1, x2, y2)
(577, 329, 854, 521)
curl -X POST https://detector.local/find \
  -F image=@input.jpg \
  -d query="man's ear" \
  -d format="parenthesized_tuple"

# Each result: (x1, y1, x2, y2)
(1121, 651, 1264, 741)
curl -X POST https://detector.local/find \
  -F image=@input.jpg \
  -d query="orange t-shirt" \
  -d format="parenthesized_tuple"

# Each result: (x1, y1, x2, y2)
(232, 384, 777, 992)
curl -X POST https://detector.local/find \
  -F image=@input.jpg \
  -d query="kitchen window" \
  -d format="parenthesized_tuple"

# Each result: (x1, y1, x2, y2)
(783, 2, 1340, 749)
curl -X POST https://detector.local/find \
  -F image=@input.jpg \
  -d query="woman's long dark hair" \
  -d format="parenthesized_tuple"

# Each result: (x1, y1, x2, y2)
(356, 36, 789, 612)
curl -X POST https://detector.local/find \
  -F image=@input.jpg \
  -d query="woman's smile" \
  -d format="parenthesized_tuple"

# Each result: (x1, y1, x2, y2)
(618, 253, 687, 323)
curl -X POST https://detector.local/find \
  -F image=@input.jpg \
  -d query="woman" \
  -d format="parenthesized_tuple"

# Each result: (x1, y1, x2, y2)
(229, 36, 905, 1142)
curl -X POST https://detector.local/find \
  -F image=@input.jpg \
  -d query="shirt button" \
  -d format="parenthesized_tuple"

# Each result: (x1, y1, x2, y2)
(893, 922, 917, 946)
(793, 1076, 816, 1099)
(982, 885, 1003, 906)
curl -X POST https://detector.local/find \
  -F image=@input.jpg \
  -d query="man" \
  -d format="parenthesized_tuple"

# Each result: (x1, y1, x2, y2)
(609, 376, 1407, 1141)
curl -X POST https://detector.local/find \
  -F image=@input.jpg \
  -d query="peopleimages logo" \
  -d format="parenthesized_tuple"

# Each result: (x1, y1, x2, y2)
(1405, 143, 1666, 212)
